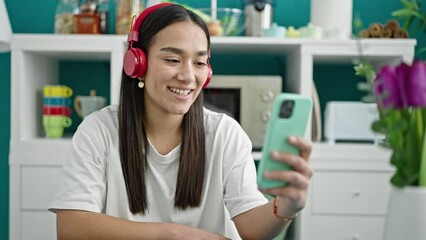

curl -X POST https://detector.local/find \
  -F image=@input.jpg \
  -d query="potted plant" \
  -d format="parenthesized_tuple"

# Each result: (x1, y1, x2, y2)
(392, 0, 426, 36)
(354, 2, 426, 238)
(392, 0, 426, 53)
(373, 60, 426, 188)
(356, 60, 426, 240)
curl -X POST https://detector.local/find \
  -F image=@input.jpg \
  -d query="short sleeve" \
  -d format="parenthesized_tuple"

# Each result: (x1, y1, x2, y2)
(48, 114, 109, 213)
(221, 118, 268, 218)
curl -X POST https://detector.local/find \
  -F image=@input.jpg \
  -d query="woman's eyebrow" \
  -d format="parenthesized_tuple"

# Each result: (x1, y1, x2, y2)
(160, 47, 183, 54)
(160, 47, 208, 56)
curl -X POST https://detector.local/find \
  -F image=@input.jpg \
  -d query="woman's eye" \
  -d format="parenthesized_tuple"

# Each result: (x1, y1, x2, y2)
(165, 59, 180, 63)
(195, 61, 207, 67)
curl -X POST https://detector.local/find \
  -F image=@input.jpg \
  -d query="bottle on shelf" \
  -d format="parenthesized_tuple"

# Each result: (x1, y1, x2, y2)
(97, 0, 110, 34)
(115, 0, 144, 34)
(54, 0, 79, 34)
(74, 0, 102, 34)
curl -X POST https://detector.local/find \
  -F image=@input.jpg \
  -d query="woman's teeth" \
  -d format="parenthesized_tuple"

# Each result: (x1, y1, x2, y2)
(169, 87, 191, 96)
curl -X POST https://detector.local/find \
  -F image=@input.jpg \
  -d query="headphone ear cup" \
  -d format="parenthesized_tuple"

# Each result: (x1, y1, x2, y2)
(203, 64, 213, 89)
(123, 48, 147, 78)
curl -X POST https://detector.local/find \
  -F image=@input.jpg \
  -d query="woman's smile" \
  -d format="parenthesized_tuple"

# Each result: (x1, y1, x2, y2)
(168, 86, 192, 96)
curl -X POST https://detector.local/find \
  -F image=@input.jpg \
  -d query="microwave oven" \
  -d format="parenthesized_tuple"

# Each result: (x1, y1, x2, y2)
(203, 75, 282, 150)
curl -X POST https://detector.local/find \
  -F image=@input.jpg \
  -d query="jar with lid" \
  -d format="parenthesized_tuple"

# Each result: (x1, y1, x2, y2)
(97, 0, 110, 34)
(115, 0, 145, 34)
(243, 0, 274, 36)
(54, 0, 79, 34)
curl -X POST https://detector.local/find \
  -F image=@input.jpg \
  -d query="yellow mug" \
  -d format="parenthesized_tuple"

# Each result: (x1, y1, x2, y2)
(43, 116, 72, 138)
(43, 85, 73, 98)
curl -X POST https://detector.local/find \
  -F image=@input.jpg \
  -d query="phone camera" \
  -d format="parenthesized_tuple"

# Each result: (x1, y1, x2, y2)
(279, 100, 294, 118)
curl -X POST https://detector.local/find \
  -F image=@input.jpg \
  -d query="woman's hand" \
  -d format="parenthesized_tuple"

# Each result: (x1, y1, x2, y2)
(259, 136, 313, 219)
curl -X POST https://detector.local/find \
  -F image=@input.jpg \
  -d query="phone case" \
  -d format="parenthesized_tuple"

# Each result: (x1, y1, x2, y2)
(257, 93, 313, 189)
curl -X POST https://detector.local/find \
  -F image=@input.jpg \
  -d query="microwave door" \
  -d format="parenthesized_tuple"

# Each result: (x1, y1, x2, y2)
(203, 88, 241, 122)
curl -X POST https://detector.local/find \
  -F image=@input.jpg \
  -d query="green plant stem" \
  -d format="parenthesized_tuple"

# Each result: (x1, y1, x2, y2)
(420, 134, 426, 186)
(416, 108, 424, 152)
(419, 109, 426, 186)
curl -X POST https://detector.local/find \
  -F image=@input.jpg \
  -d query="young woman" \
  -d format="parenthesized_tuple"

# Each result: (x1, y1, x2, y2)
(49, 3, 313, 240)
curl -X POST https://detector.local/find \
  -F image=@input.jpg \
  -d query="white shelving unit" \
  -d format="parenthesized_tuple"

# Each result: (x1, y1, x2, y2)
(9, 34, 415, 240)
(302, 143, 393, 240)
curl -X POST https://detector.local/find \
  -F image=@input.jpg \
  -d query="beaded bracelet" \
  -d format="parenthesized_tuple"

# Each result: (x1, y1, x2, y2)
(273, 197, 299, 221)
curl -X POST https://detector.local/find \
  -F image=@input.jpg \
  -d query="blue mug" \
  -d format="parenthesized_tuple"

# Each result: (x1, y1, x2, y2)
(43, 97, 72, 107)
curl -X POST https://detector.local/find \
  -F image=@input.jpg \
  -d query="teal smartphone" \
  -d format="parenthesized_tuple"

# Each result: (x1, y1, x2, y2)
(257, 93, 313, 189)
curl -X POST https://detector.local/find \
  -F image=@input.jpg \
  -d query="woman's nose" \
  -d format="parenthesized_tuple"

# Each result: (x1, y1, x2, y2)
(176, 62, 196, 82)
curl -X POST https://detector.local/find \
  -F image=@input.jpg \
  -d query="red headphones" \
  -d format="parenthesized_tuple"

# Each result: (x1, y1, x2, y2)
(123, 3, 213, 88)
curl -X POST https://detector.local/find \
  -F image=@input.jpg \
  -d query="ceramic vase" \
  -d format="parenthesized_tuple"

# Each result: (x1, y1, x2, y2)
(383, 186, 426, 240)
(310, 0, 353, 39)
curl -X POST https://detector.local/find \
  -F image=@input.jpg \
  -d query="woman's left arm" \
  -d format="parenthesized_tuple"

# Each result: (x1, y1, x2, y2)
(232, 136, 313, 239)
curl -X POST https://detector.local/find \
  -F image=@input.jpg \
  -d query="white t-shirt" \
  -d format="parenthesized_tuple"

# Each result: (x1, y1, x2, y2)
(48, 105, 268, 239)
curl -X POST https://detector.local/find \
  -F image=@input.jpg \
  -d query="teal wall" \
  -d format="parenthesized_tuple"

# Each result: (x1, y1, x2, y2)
(1, 0, 425, 238)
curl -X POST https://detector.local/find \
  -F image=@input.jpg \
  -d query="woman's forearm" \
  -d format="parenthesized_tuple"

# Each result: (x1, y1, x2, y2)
(57, 210, 174, 240)
(232, 200, 291, 240)
(56, 210, 230, 240)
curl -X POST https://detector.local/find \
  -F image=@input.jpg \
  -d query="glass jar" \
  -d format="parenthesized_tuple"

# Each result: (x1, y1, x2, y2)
(115, 0, 144, 34)
(97, 0, 110, 34)
(54, 0, 79, 34)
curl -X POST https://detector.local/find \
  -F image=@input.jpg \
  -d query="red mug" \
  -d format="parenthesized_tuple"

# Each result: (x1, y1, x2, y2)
(43, 106, 72, 116)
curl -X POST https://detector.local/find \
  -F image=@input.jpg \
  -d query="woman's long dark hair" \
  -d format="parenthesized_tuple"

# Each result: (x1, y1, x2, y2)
(118, 4, 211, 214)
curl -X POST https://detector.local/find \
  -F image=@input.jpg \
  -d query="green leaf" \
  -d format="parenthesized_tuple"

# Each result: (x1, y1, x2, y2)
(361, 95, 376, 103)
(391, 171, 407, 187)
(393, 8, 415, 18)
(410, 10, 424, 19)
(400, 0, 415, 9)
(372, 120, 387, 133)
(357, 82, 370, 91)
(411, 0, 420, 9)
(390, 153, 402, 167)
(419, 116, 426, 186)
(404, 16, 415, 29)
(387, 107, 426, 187)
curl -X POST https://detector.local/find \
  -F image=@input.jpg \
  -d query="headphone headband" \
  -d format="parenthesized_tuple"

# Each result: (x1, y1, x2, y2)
(127, 2, 174, 43)
(123, 2, 212, 87)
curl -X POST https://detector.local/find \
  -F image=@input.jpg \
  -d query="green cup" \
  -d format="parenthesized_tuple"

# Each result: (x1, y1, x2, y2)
(43, 116, 72, 138)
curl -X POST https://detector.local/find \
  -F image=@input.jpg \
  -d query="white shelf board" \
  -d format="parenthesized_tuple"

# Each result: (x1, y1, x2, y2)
(11, 34, 126, 61)
(11, 34, 416, 63)
(211, 36, 302, 54)
(9, 138, 72, 166)
(211, 36, 416, 61)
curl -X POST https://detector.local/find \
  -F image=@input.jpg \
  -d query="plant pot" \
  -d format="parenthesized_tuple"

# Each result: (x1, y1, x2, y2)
(310, 0, 353, 39)
(384, 186, 426, 240)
